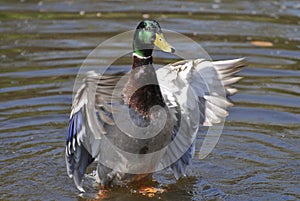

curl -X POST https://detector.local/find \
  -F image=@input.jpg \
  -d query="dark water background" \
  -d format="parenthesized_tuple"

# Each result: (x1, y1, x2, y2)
(1, 0, 299, 200)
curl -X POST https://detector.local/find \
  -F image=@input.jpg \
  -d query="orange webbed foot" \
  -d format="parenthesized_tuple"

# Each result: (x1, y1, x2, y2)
(138, 186, 166, 198)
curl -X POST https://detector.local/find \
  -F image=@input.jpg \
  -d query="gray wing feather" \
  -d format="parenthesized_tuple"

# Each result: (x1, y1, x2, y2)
(156, 58, 246, 178)
(65, 71, 126, 192)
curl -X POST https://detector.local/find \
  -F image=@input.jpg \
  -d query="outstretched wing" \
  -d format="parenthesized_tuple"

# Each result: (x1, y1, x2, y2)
(65, 71, 125, 192)
(156, 58, 246, 178)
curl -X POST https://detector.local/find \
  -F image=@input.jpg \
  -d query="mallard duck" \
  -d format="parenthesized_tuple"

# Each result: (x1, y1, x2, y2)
(65, 20, 246, 192)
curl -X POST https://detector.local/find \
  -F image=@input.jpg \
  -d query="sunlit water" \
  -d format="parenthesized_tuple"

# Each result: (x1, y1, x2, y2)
(1, 0, 299, 200)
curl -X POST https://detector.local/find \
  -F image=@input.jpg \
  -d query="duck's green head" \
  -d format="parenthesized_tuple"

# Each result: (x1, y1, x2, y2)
(133, 20, 175, 58)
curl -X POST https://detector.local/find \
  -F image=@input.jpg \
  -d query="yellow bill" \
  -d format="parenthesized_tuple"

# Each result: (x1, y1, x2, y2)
(154, 33, 175, 53)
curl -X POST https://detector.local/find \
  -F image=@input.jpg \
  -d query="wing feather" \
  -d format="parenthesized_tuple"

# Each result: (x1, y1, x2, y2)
(65, 71, 126, 192)
(157, 58, 246, 179)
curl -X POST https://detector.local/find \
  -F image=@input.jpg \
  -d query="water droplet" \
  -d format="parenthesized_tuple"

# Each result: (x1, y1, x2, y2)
(79, 10, 85, 16)
(142, 14, 150, 19)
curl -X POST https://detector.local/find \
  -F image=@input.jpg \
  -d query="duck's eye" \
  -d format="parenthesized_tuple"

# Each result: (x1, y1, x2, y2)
(159, 38, 162, 41)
